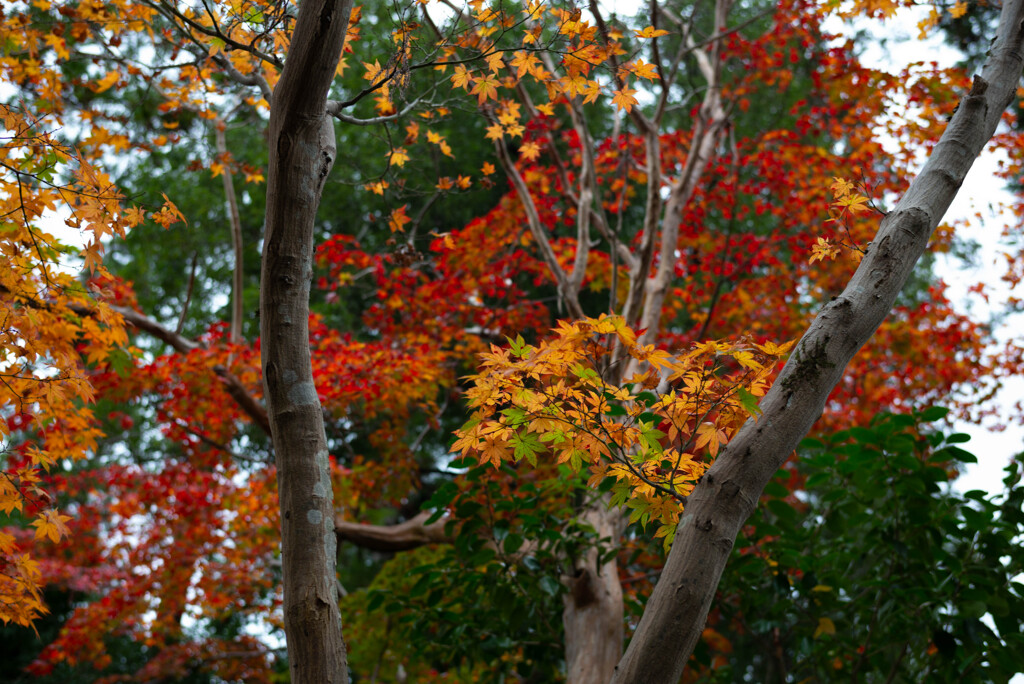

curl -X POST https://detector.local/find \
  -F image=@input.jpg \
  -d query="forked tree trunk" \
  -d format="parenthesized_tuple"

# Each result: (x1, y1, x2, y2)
(259, 0, 353, 681)
(611, 2, 1024, 680)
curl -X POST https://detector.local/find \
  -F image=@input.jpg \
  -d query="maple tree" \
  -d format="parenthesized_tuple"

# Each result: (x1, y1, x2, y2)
(2, 0, 1024, 680)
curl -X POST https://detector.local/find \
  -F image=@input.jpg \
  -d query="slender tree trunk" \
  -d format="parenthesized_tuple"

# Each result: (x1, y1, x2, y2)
(215, 118, 245, 345)
(611, 2, 1024, 680)
(259, 0, 353, 681)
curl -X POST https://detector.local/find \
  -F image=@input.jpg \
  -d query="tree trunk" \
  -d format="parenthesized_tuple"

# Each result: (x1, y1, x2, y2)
(259, 0, 353, 682)
(563, 500, 624, 684)
(611, 2, 1024, 680)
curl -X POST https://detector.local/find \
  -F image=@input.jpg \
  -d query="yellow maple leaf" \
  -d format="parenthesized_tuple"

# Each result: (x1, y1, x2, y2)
(404, 122, 419, 143)
(809, 237, 840, 264)
(387, 147, 410, 167)
(519, 141, 542, 161)
(814, 617, 836, 639)
(630, 59, 659, 81)
(485, 51, 504, 73)
(94, 70, 120, 93)
(363, 59, 385, 83)
(695, 422, 728, 457)
(754, 339, 796, 357)
(31, 509, 72, 543)
(635, 26, 670, 39)
(122, 205, 146, 227)
(836, 193, 870, 214)
(43, 34, 70, 60)
(485, 123, 505, 141)
(510, 50, 540, 80)
(560, 73, 589, 99)
(481, 162, 496, 175)
(830, 176, 855, 197)
(471, 73, 501, 103)
(451, 64, 473, 90)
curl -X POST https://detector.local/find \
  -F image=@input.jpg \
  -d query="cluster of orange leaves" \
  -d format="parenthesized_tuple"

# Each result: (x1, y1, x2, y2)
(0, 100, 184, 625)
(454, 315, 794, 544)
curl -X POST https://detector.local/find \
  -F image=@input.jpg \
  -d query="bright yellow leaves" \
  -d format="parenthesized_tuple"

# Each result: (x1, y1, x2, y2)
(455, 315, 792, 541)
(810, 237, 841, 264)
(628, 59, 660, 81)
(451, 64, 473, 91)
(426, 130, 454, 157)
(94, 70, 120, 93)
(812, 177, 879, 264)
(31, 510, 73, 543)
(828, 176, 875, 219)
(387, 147, 410, 167)
(471, 73, 501, 104)
(510, 51, 542, 80)
(949, 1, 969, 18)
(634, 26, 670, 39)
(519, 141, 542, 161)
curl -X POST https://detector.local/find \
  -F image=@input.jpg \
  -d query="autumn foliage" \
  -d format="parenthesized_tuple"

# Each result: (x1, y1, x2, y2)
(1, 0, 1023, 679)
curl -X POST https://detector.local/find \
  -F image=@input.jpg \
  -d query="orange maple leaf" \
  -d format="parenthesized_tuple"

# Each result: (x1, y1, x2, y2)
(612, 86, 638, 112)
(388, 205, 412, 232)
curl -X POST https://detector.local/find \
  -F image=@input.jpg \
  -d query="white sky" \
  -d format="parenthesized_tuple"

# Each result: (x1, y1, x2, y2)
(840, 9, 1024, 494)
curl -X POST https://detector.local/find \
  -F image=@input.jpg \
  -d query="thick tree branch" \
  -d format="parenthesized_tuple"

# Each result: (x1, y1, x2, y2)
(611, 1, 1024, 679)
(334, 511, 451, 551)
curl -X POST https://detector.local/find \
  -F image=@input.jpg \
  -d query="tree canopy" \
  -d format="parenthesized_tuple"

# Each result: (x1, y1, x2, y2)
(1, 0, 1023, 680)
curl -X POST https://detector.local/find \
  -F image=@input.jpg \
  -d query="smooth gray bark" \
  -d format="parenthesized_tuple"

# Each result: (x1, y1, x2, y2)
(259, 0, 353, 681)
(611, 3, 1024, 681)
(562, 499, 626, 683)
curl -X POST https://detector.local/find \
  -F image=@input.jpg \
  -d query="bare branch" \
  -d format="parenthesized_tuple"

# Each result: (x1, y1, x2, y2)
(212, 52, 273, 102)
(326, 92, 431, 125)
(494, 135, 584, 318)
(636, 0, 731, 348)
(334, 511, 451, 551)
